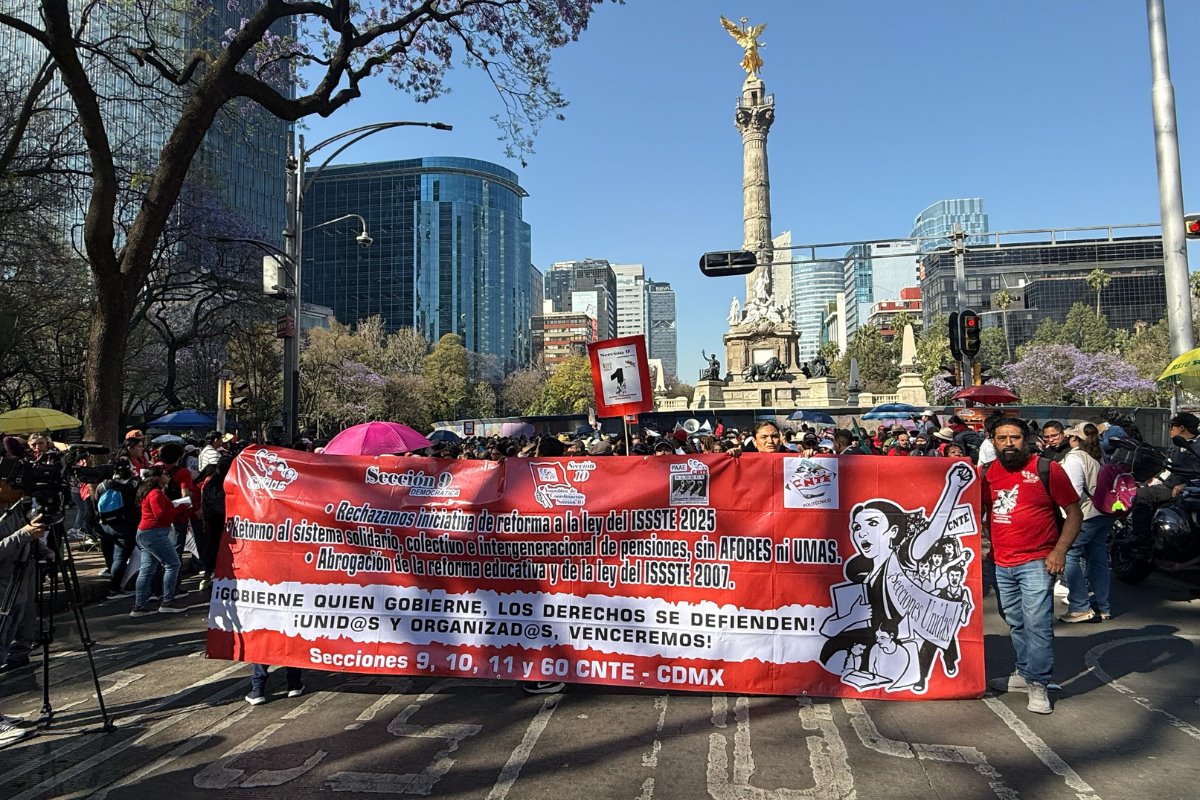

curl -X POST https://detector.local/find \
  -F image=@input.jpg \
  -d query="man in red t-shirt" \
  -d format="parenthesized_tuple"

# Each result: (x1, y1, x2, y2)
(982, 418, 1081, 714)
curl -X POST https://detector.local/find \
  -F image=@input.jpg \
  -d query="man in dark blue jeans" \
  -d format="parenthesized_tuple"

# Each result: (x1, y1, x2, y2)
(246, 664, 305, 705)
(982, 418, 1082, 714)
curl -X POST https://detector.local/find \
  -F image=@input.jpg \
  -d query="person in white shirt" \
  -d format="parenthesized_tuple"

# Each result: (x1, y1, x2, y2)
(1058, 423, 1111, 623)
(198, 432, 225, 471)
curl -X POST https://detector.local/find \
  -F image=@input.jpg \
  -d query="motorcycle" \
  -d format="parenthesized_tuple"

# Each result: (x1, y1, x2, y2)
(1108, 436, 1200, 584)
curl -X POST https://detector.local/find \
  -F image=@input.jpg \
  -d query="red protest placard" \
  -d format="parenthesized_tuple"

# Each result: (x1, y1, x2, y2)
(208, 449, 983, 699)
(587, 336, 654, 418)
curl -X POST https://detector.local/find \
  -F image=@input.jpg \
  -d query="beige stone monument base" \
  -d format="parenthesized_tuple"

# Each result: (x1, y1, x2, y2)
(692, 379, 726, 410)
(724, 324, 799, 378)
(712, 377, 845, 410)
(895, 370, 929, 407)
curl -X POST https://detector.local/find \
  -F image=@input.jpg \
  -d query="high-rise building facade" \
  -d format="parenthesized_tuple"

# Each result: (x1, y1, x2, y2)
(919, 234, 1166, 351)
(3, 5, 289, 248)
(545, 259, 618, 341)
(647, 281, 678, 381)
(611, 263, 648, 340)
(304, 157, 535, 369)
(910, 198, 989, 252)
(791, 259, 844, 363)
(531, 311, 593, 370)
(842, 240, 920, 337)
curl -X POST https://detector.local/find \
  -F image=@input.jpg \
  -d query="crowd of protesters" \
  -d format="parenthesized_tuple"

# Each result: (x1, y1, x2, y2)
(0, 406, 1193, 737)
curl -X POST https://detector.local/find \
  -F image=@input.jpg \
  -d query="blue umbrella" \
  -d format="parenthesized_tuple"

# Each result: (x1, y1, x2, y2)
(862, 402, 922, 421)
(148, 409, 220, 428)
(429, 429, 462, 443)
(787, 410, 836, 425)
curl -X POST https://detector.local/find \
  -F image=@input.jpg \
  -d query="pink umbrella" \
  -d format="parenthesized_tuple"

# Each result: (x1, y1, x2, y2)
(324, 421, 433, 455)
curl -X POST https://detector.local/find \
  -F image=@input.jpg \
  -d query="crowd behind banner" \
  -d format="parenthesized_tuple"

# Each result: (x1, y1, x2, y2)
(0, 405, 1177, 732)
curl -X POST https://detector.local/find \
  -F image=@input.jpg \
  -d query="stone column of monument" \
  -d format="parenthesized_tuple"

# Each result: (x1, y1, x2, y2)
(737, 79, 776, 303)
(895, 323, 930, 406)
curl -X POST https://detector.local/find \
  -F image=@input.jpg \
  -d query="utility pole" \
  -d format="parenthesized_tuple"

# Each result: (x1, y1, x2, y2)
(281, 130, 300, 445)
(1147, 0, 1194, 361)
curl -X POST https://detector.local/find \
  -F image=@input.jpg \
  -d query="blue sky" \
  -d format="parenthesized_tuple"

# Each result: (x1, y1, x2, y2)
(302, 1, 1200, 382)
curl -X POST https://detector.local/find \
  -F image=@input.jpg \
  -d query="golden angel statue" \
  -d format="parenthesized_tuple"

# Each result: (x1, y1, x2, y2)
(720, 16, 766, 79)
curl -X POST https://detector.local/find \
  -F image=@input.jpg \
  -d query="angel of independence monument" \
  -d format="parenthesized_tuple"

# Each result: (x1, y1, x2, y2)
(694, 17, 842, 411)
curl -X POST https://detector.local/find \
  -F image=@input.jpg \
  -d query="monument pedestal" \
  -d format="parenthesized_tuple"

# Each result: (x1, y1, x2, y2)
(804, 377, 843, 406)
(692, 379, 726, 410)
(895, 370, 929, 407)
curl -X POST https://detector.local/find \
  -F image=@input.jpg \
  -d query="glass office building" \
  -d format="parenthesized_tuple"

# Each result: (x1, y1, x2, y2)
(842, 240, 920, 337)
(910, 198, 989, 252)
(920, 235, 1166, 350)
(791, 259, 845, 363)
(304, 157, 534, 369)
(647, 281, 678, 381)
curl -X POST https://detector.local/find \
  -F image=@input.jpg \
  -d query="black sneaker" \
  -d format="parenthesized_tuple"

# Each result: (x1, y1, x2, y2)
(522, 681, 565, 695)
(173, 587, 190, 598)
(158, 599, 189, 614)
(104, 589, 134, 601)
(129, 605, 158, 618)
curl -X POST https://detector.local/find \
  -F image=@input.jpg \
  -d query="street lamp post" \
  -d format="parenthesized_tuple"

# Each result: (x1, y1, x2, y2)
(281, 120, 452, 443)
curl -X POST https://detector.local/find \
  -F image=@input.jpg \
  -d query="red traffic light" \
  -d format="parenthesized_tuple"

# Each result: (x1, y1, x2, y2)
(965, 317, 978, 327)
(1187, 213, 1200, 239)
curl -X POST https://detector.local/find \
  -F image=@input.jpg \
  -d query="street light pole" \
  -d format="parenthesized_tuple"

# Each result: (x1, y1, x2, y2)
(280, 120, 452, 444)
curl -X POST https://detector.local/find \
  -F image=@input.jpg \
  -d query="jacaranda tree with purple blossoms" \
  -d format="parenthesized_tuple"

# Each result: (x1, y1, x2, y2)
(0, 0, 612, 445)
(1002, 344, 1160, 406)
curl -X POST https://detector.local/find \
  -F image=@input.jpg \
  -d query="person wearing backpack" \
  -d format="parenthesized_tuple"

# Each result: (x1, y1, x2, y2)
(198, 455, 233, 587)
(95, 458, 140, 601)
(983, 418, 1082, 715)
(1058, 424, 1112, 623)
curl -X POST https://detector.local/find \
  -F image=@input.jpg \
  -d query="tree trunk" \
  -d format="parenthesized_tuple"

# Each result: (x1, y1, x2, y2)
(84, 277, 136, 446)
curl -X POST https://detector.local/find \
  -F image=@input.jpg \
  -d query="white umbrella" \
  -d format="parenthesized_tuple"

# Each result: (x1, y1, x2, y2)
(151, 434, 184, 445)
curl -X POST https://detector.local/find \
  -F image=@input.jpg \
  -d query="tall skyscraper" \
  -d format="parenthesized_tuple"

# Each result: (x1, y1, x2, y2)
(611, 263, 648, 340)
(647, 281, 678, 381)
(3, 5, 289, 248)
(304, 157, 535, 369)
(791, 259, 844, 363)
(910, 198, 989, 252)
(545, 259, 618, 340)
(842, 240, 920, 337)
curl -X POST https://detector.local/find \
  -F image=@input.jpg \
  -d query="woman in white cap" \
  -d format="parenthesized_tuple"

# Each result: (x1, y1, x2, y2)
(1058, 423, 1111, 623)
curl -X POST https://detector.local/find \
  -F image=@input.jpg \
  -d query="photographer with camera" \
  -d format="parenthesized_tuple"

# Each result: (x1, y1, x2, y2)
(0, 510, 48, 746)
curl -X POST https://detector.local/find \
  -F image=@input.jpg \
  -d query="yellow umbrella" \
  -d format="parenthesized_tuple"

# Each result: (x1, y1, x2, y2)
(0, 407, 83, 434)
(1158, 346, 1200, 390)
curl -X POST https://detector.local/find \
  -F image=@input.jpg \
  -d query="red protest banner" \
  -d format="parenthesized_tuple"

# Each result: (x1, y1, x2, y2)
(207, 448, 984, 699)
(587, 336, 654, 417)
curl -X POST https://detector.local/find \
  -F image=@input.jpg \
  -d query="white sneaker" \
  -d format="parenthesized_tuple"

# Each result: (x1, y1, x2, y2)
(0, 717, 32, 747)
(1053, 582, 1069, 598)
(1027, 682, 1052, 714)
(987, 673, 1029, 693)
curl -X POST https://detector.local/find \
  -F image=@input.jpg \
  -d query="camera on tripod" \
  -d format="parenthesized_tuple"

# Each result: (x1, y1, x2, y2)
(0, 443, 113, 516)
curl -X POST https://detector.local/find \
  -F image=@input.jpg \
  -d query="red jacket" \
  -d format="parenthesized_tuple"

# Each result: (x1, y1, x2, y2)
(139, 486, 176, 531)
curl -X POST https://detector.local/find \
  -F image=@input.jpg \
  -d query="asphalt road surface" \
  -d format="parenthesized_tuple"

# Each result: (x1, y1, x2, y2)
(2, 566, 1200, 800)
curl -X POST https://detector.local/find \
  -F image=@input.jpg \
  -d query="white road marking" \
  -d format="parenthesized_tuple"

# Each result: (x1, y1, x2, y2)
(642, 695, 668, 768)
(706, 696, 854, 799)
(5, 666, 249, 800)
(89, 705, 256, 799)
(843, 699, 1018, 800)
(1083, 634, 1200, 742)
(485, 694, 560, 800)
(327, 694, 487, 794)
(0, 661, 246, 788)
(345, 678, 411, 730)
(982, 696, 1101, 800)
(637, 777, 656, 800)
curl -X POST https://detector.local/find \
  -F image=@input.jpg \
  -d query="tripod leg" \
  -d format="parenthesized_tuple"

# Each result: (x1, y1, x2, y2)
(37, 557, 54, 724)
(54, 526, 115, 732)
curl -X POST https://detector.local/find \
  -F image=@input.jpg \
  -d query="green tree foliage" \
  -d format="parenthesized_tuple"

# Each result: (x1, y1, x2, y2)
(1029, 303, 1114, 354)
(978, 327, 1009, 371)
(423, 334, 470, 423)
(1085, 268, 1112, 318)
(225, 323, 284, 439)
(915, 314, 953, 388)
(500, 366, 549, 415)
(831, 324, 898, 394)
(529, 353, 593, 415)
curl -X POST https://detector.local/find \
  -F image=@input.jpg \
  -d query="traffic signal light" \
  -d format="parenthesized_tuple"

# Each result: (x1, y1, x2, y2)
(939, 363, 962, 388)
(699, 250, 757, 277)
(947, 312, 962, 360)
(1186, 213, 1200, 239)
(228, 380, 249, 409)
(973, 362, 993, 386)
(959, 309, 981, 357)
